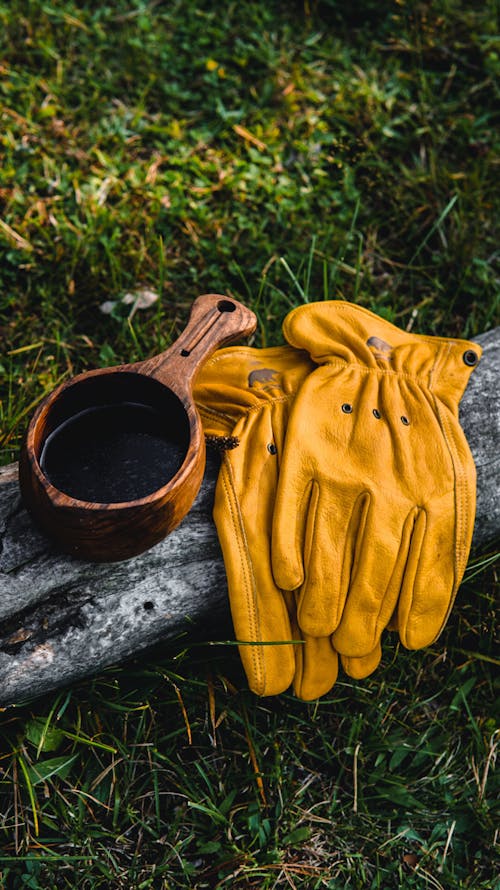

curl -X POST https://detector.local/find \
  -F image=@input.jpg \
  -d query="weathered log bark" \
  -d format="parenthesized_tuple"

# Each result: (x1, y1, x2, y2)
(0, 328, 499, 706)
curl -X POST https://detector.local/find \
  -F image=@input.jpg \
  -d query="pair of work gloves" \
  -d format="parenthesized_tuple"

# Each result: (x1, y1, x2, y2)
(193, 300, 481, 700)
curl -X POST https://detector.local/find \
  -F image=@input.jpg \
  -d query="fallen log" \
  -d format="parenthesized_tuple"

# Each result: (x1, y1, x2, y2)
(0, 328, 499, 706)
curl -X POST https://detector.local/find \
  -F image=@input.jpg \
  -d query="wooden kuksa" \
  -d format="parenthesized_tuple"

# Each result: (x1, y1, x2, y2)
(18, 294, 257, 561)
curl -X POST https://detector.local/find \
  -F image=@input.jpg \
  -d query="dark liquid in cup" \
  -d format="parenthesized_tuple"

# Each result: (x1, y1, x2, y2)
(40, 402, 187, 503)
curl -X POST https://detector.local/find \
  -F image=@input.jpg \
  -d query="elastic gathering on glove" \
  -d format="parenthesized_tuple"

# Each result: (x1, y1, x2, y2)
(194, 300, 482, 701)
(273, 300, 481, 662)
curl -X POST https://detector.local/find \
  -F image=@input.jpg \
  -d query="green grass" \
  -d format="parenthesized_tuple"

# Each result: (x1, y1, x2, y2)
(0, 0, 499, 887)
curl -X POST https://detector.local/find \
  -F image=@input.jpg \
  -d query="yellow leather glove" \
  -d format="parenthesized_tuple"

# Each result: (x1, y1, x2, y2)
(194, 345, 380, 699)
(272, 300, 482, 658)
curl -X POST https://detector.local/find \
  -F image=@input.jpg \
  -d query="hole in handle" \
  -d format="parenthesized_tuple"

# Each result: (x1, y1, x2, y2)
(217, 299, 236, 313)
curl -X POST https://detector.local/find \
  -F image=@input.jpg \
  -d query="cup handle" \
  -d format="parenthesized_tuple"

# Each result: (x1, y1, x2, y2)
(139, 294, 257, 391)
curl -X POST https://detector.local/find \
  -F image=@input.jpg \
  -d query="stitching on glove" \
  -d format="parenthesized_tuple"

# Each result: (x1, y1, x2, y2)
(346, 490, 372, 632)
(392, 505, 426, 650)
(220, 457, 266, 693)
(412, 341, 471, 642)
(288, 480, 312, 592)
(322, 359, 451, 385)
(431, 395, 472, 640)
(242, 395, 290, 415)
(425, 338, 472, 638)
(300, 479, 320, 623)
(197, 404, 235, 430)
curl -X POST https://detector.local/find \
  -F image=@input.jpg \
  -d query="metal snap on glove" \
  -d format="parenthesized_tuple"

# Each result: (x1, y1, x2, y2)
(194, 345, 381, 699)
(271, 301, 482, 658)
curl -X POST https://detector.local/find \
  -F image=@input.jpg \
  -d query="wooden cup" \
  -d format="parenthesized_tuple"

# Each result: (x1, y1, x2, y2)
(19, 293, 256, 561)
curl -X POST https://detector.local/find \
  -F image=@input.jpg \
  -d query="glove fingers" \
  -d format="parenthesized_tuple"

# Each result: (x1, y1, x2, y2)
(295, 487, 366, 638)
(341, 641, 382, 679)
(292, 631, 339, 701)
(215, 460, 296, 697)
(397, 493, 457, 649)
(332, 501, 417, 657)
(293, 635, 383, 700)
(271, 469, 315, 592)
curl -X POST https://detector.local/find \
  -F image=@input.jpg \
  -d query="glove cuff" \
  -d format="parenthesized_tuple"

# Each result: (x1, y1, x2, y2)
(194, 344, 316, 434)
(282, 301, 482, 407)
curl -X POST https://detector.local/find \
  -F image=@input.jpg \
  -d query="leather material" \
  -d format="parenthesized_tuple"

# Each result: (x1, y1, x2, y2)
(272, 300, 482, 657)
(194, 345, 379, 699)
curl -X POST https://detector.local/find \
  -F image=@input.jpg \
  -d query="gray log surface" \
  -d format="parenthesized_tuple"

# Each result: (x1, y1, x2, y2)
(0, 328, 499, 706)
